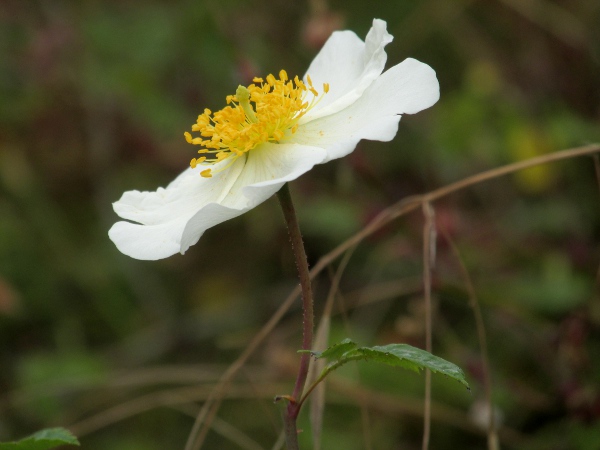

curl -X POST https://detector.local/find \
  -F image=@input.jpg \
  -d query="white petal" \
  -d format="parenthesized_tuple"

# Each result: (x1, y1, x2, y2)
(301, 18, 393, 122)
(180, 142, 327, 250)
(109, 219, 189, 260)
(110, 142, 328, 260)
(292, 58, 439, 162)
(112, 158, 244, 226)
(226, 142, 328, 206)
(109, 157, 246, 260)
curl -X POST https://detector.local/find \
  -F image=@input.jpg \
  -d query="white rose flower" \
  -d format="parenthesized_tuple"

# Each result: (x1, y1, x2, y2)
(109, 18, 439, 260)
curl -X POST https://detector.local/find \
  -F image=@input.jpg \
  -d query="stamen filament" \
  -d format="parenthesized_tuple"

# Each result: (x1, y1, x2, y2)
(184, 71, 328, 176)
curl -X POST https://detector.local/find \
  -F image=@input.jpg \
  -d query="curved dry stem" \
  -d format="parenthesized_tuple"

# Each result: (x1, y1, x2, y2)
(307, 247, 357, 450)
(184, 143, 599, 448)
(69, 383, 290, 437)
(442, 229, 498, 449)
(421, 202, 435, 450)
(329, 376, 525, 446)
(183, 288, 301, 450)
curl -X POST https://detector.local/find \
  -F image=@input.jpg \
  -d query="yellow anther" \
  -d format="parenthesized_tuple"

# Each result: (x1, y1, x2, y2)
(185, 69, 328, 176)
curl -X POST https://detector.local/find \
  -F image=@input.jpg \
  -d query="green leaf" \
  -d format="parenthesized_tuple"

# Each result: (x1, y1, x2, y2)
(0, 428, 80, 450)
(312, 340, 469, 390)
(311, 338, 357, 360)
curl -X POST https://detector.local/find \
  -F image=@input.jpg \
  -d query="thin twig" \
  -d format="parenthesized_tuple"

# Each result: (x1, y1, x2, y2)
(421, 202, 436, 450)
(442, 229, 498, 450)
(184, 287, 302, 450)
(308, 247, 356, 450)
(311, 145, 600, 282)
(210, 417, 266, 450)
(330, 260, 375, 450)
(497, 0, 586, 47)
(338, 278, 423, 313)
(69, 383, 290, 437)
(184, 143, 599, 448)
(329, 377, 525, 447)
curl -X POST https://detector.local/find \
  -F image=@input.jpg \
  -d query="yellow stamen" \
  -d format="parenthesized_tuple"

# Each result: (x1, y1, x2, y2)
(185, 71, 328, 176)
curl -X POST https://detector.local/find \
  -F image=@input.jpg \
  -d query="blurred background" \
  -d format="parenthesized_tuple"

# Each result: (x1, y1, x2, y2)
(1, 0, 600, 449)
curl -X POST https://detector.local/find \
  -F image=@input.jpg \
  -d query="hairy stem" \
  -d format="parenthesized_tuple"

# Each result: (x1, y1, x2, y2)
(277, 183, 314, 450)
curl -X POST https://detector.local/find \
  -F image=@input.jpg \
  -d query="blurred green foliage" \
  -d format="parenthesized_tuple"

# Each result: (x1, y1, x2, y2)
(1, 0, 600, 449)
(0, 427, 79, 450)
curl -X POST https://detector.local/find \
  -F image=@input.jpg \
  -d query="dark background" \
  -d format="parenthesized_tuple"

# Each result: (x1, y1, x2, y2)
(1, 0, 600, 449)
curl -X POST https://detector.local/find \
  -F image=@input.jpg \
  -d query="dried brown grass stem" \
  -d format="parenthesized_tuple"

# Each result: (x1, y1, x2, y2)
(185, 143, 599, 448)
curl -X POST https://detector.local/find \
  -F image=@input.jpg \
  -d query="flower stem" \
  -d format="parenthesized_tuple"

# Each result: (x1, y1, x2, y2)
(276, 183, 314, 450)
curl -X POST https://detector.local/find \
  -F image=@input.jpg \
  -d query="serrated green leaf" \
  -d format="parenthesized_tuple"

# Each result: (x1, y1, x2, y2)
(363, 344, 469, 387)
(0, 428, 80, 450)
(312, 340, 469, 390)
(311, 338, 357, 360)
(355, 346, 422, 374)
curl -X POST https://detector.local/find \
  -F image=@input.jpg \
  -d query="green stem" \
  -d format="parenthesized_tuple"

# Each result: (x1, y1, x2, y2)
(277, 183, 314, 450)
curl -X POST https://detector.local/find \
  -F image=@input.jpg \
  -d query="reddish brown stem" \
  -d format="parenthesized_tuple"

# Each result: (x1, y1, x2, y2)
(277, 183, 314, 450)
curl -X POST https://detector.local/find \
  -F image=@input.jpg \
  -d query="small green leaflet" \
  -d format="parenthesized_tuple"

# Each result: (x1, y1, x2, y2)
(0, 428, 80, 450)
(311, 339, 469, 389)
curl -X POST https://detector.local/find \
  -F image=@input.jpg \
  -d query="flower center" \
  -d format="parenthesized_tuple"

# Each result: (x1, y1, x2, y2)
(184, 70, 329, 178)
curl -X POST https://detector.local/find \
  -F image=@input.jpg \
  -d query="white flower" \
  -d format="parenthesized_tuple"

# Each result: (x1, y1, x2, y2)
(109, 19, 439, 260)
